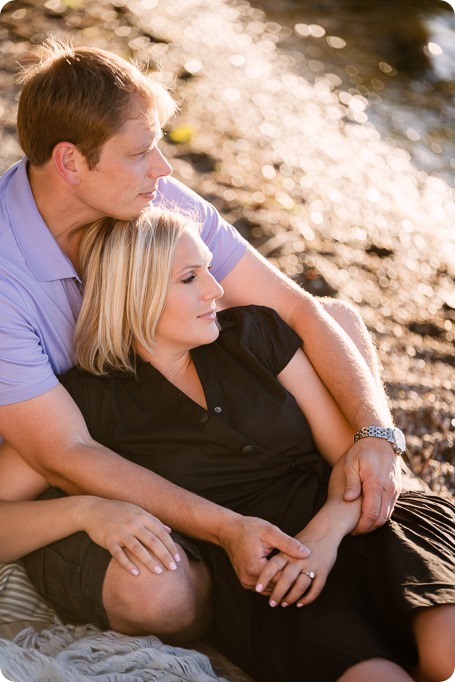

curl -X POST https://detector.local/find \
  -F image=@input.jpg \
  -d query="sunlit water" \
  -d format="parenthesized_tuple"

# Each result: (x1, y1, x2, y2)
(115, 0, 455, 273)
(1, 0, 454, 272)
(249, 0, 455, 189)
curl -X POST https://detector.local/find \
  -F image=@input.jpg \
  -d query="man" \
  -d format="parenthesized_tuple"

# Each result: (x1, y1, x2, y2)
(0, 39, 401, 638)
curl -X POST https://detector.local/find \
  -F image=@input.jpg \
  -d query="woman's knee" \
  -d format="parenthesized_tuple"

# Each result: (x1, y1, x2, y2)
(103, 546, 212, 641)
(337, 657, 413, 682)
(412, 605, 455, 682)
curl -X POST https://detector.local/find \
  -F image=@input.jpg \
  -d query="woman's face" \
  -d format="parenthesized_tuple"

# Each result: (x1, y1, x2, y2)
(154, 229, 224, 353)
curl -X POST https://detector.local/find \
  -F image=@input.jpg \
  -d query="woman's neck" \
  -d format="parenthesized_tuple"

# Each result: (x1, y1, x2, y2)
(141, 348, 207, 409)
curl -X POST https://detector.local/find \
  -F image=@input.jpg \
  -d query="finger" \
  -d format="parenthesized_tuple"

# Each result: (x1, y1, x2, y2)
(296, 575, 325, 606)
(352, 475, 387, 534)
(108, 542, 142, 576)
(116, 520, 180, 571)
(268, 527, 311, 559)
(280, 572, 314, 606)
(255, 555, 288, 594)
(140, 518, 182, 563)
(343, 456, 362, 502)
(245, 580, 275, 594)
(136, 529, 182, 570)
(352, 501, 381, 534)
(268, 564, 303, 606)
(122, 537, 173, 575)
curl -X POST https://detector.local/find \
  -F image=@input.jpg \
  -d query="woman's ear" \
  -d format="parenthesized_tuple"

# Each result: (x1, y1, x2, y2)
(52, 142, 83, 186)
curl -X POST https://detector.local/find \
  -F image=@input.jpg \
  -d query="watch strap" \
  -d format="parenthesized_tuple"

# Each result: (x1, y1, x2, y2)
(353, 426, 405, 455)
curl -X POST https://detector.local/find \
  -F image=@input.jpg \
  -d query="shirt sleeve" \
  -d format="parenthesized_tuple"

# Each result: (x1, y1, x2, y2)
(155, 176, 249, 281)
(0, 277, 58, 406)
(224, 305, 303, 376)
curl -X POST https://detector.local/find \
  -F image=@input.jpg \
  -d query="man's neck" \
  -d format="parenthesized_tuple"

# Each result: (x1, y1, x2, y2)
(28, 163, 90, 271)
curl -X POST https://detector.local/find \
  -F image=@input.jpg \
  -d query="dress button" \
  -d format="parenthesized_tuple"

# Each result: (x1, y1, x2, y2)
(242, 445, 254, 455)
(198, 412, 209, 424)
(214, 406, 222, 413)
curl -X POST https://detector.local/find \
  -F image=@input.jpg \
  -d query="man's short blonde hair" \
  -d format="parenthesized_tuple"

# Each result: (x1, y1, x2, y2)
(17, 39, 177, 168)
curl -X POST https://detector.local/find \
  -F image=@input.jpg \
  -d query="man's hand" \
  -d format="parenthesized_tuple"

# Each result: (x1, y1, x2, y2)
(343, 438, 401, 534)
(219, 516, 311, 589)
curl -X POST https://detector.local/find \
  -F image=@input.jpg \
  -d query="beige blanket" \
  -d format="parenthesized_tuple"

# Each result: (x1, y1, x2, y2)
(0, 562, 227, 681)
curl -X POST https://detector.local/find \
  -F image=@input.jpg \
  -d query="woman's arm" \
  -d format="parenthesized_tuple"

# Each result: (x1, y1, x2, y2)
(253, 347, 362, 605)
(0, 495, 180, 576)
(277, 346, 355, 465)
(0, 441, 182, 575)
(256, 457, 362, 607)
(221, 248, 401, 533)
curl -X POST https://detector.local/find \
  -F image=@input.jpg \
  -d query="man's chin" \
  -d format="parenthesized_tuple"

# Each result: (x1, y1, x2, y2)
(109, 206, 150, 222)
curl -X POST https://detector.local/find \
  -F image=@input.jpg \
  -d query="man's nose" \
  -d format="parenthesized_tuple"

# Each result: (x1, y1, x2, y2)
(148, 147, 172, 178)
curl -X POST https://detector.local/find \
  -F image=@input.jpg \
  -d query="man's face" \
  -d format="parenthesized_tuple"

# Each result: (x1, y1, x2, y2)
(77, 113, 172, 221)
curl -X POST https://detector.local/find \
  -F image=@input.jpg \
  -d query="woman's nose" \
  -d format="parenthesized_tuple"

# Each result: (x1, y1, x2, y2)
(204, 272, 224, 300)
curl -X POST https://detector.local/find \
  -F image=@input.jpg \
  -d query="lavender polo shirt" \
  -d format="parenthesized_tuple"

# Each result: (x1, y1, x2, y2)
(0, 158, 248, 407)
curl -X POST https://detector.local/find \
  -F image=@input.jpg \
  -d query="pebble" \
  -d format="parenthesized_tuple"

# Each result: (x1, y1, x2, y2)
(0, 0, 453, 498)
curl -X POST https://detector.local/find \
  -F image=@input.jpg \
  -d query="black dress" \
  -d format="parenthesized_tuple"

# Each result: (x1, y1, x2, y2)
(60, 305, 455, 681)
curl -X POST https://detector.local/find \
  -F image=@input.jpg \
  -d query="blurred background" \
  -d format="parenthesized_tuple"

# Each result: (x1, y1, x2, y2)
(0, 0, 454, 495)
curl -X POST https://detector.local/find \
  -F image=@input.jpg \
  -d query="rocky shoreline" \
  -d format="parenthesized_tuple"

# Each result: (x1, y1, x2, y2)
(0, 0, 453, 498)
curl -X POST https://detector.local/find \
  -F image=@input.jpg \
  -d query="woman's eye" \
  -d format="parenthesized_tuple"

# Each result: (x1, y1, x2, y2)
(181, 273, 197, 284)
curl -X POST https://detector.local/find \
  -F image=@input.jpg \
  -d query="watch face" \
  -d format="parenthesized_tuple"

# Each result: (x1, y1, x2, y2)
(393, 427, 406, 451)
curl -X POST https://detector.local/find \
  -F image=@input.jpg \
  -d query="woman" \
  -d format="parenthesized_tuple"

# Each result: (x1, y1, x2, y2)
(27, 208, 455, 682)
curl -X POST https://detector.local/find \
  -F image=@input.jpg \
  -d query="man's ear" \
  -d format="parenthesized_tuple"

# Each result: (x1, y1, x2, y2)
(52, 142, 84, 185)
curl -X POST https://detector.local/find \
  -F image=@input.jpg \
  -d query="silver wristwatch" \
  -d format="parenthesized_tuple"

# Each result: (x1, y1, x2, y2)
(353, 426, 406, 456)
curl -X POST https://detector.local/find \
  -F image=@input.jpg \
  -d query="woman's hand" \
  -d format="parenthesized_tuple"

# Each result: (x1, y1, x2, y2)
(255, 457, 361, 607)
(219, 514, 311, 590)
(79, 497, 181, 577)
(254, 526, 340, 607)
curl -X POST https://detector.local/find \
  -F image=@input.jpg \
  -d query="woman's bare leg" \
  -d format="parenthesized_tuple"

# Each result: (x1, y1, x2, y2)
(338, 657, 414, 682)
(411, 605, 455, 682)
(103, 544, 212, 643)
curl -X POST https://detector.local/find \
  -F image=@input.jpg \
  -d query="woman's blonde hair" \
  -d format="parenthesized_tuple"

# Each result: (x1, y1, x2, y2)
(75, 207, 197, 375)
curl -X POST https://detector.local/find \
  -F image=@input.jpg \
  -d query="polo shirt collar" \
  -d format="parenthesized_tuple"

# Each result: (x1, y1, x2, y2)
(5, 157, 79, 283)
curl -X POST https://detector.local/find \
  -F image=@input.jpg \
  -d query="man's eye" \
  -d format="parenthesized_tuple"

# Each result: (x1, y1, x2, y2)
(132, 150, 148, 159)
(181, 273, 197, 284)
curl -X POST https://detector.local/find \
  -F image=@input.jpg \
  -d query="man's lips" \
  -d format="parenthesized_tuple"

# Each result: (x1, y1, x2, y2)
(139, 188, 157, 199)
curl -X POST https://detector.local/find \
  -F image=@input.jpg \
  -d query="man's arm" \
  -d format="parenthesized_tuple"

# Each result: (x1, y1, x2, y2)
(219, 246, 401, 533)
(0, 441, 185, 573)
(0, 383, 310, 585)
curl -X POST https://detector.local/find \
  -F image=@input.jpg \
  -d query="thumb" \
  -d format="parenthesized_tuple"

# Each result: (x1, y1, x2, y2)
(343, 460, 362, 501)
(271, 527, 311, 558)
